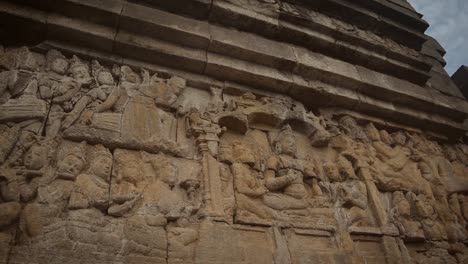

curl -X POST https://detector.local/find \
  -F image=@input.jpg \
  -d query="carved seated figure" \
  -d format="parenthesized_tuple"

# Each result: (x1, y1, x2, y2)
(38, 49, 70, 100)
(37, 142, 87, 210)
(108, 153, 141, 217)
(367, 126, 432, 196)
(262, 126, 314, 214)
(390, 191, 422, 238)
(68, 145, 112, 212)
(227, 140, 283, 221)
(411, 193, 447, 241)
(15, 140, 50, 202)
(143, 155, 185, 221)
(338, 181, 370, 227)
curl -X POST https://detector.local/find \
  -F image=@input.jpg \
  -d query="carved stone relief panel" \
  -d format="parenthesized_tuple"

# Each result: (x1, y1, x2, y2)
(1, 46, 468, 264)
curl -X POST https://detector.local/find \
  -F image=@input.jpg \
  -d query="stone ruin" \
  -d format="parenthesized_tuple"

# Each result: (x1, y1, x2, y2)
(0, 0, 467, 263)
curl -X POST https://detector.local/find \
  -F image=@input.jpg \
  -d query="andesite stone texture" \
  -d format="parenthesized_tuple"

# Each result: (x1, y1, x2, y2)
(0, 0, 467, 263)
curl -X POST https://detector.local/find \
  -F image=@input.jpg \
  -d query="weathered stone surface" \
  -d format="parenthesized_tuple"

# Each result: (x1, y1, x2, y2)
(0, 0, 468, 263)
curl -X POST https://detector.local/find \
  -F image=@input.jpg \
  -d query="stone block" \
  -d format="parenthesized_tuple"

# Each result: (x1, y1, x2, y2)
(121, 2, 211, 50)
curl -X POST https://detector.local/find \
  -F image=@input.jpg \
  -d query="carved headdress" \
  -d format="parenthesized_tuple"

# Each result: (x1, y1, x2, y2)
(69, 55, 89, 73)
(64, 141, 87, 164)
(16, 47, 39, 71)
(45, 49, 68, 72)
(91, 60, 114, 86)
(91, 60, 105, 78)
(120, 65, 141, 84)
(92, 144, 112, 160)
(365, 123, 380, 142)
(273, 124, 296, 155)
(392, 191, 407, 206)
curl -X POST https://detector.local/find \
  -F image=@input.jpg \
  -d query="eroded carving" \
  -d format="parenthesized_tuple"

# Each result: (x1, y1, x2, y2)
(1, 47, 467, 264)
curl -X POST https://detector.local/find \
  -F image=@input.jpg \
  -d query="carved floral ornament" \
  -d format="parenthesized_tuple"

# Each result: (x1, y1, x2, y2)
(0, 46, 467, 263)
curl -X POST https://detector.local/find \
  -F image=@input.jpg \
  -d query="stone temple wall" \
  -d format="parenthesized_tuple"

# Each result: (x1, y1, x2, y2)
(0, 0, 467, 264)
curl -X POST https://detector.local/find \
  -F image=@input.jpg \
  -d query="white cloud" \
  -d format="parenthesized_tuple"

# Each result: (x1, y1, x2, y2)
(409, 0, 468, 75)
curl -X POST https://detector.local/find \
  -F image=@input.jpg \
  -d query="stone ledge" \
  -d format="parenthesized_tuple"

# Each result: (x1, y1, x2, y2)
(346, 0, 429, 32)
(3, 0, 432, 85)
(288, 0, 427, 50)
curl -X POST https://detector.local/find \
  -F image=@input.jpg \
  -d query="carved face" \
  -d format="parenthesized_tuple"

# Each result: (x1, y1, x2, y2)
(233, 142, 256, 165)
(51, 58, 69, 75)
(392, 132, 407, 146)
(278, 135, 297, 157)
(380, 130, 393, 145)
(120, 162, 141, 185)
(167, 76, 185, 95)
(365, 124, 380, 141)
(323, 162, 341, 182)
(98, 71, 114, 86)
(71, 65, 91, 84)
(90, 155, 112, 181)
(444, 146, 458, 162)
(340, 116, 358, 129)
(397, 199, 411, 217)
(24, 145, 47, 170)
(415, 197, 435, 219)
(58, 154, 85, 179)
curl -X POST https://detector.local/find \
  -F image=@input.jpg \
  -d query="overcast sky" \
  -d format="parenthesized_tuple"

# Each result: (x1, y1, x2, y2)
(408, 0, 468, 75)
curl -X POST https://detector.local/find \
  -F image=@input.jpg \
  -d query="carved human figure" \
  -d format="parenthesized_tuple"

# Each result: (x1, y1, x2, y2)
(232, 92, 258, 111)
(94, 67, 184, 144)
(0, 47, 41, 102)
(305, 111, 331, 147)
(68, 55, 92, 86)
(15, 141, 50, 202)
(40, 51, 83, 112)
(262, 125, 315, 213)
(62, 60, 115, 129)
(367, 125, 432, 196)
(206, 86, 224, 113)
(108, 152, 142, 217)
(338, 116, 368, 141)
(337, 181, 370, 227)
(35, 142, 87, 212)
(0, 130, 44, 202)
(38, 50, 70, 100)
(56, 143, 87, 181)
(38, 51, 82, 136)
(228, 140, 278, 220)
(143, 155, 184, 221)
(411, 193, 447, 240)
(390, 191, 422, 238)
(219, 163, 235, 218)
(68, 144, 112, 211)
(180, 179, 201, 217)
